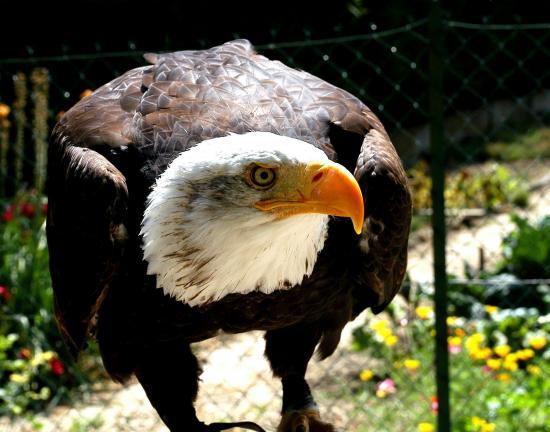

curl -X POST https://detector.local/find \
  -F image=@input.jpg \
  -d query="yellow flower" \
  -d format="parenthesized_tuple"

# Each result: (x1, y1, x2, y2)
(471, 416, 496, 431)
(370, 320, 389, 332)
(503, 354, 518, 371)
(377, 327, 393, 339)
(415, 305, 433, 320)
(516, 349, 535, 361)
(371, 320, 394, 340)
(466, 333, 485, 352)
(448, 336, 462, 346)
(471, 416, 485, 426)
(0, 103, 10, 119)
(496, 373, 511, 382)
(506, 353, 517, 362)
(404, 358, 421, 372)
(359, 369, 373, 381)
(42, 351, 56, 361)
(526, 365, 541, 375)
(446, 316, 458, 326)
(472, 347, 492, 360)
(376, 388, 393, 398)
(32, 350, 56, 366)
(529, 336, 547, 350)
(484, 305, 498, 315)
(384, 335, 398, 347)
(9, 373, 29, 383)
(503, 360, 518, 371)
(417, 422, 434, 432)
(494, 345, 511, 357)
(486, 358, 502, 370)
(468, 333, 485, 343)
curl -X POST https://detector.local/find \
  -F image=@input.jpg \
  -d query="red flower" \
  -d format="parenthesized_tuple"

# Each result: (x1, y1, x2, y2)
(20, 202, 36, 218)
(2, 204, 14, 222)
(19, 348, 32, 360)
(42, 201, 48, 215)
(0, 285, 11, 301)
(49, 358, 65, 376)
(431, 396, 439, 414)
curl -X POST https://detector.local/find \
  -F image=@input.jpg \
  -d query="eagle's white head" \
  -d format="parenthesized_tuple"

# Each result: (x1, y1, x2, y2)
(141, 132, 363, 307)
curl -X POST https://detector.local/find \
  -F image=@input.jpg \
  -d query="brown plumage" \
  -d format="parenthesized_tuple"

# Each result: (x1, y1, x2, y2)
(47, 40, 411, 431)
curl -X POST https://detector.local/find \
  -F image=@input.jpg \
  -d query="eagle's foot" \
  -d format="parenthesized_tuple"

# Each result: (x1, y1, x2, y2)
(277, 409, 336, 432)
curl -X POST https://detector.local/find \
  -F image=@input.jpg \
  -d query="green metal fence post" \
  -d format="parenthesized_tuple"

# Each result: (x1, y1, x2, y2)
(429, 1, 451, 431)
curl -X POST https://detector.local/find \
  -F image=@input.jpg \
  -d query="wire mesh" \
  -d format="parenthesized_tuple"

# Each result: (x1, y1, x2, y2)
(0, 16, 548, 432)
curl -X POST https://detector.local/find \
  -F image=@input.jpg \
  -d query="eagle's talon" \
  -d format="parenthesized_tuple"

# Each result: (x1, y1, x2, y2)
(277, 409, 336, 432)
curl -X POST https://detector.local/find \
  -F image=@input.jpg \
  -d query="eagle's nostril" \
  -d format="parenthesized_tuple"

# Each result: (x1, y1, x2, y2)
(312, 172, 324, 183)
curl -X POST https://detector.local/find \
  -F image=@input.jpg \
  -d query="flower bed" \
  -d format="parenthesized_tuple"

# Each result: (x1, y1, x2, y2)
(349, 214, 550, 432)
(0, 191, 101, 417)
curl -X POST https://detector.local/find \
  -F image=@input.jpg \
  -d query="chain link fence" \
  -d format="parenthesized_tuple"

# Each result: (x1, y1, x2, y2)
(1, 10, 549, 432)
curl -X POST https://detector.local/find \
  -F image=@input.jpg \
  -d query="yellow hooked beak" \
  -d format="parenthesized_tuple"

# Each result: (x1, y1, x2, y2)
(254, 161, 364, 234)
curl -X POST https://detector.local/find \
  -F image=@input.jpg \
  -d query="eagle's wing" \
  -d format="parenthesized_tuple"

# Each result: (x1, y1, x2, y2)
(319, 91, 412, 315)
(353, 120, 412, 314)
(46, 77, 134, 354)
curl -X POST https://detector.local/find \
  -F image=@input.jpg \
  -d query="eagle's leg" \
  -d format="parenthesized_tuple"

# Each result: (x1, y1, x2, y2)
(265, 325, 336, 432)
(134, 340, 205, 431)
(135, 341, 267, 432)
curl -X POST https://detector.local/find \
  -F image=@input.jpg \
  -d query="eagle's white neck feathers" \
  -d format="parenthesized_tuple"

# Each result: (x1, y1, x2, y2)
(141, 132, 329, 307)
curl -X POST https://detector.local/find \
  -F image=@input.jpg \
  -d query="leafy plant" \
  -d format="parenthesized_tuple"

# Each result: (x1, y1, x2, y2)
(498, 215, 550, 279)
(1, 192, 51, 318)
(447, 274, 549, 316)
(486, 126, 550, 162)
(0, 191, 101, 416)
(409, 161, 529, 211)
(442, 215, 550, 316)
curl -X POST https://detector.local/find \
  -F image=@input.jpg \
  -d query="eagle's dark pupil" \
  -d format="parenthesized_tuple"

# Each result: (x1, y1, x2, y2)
(250, 166, 275, 188)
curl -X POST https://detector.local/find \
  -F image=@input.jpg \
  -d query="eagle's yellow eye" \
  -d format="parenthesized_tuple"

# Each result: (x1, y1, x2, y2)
(249, 165, 276, 189)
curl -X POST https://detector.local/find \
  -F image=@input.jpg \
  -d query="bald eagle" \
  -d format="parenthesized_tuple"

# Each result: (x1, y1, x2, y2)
(47, 40, 411, 432)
